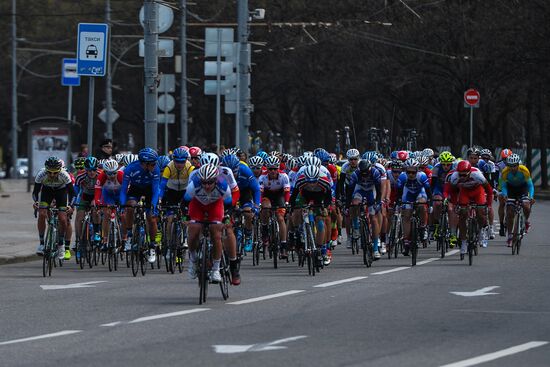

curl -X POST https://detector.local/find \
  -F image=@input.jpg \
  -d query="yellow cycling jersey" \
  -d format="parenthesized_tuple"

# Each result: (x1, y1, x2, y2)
(336, 164, 342, 180)
(162, 161, 194, 191)
(499, 164, 531, 187)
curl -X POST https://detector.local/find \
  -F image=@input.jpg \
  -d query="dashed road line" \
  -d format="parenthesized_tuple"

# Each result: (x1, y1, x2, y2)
(0, 330, 82, 346)
(227, 290, 305, 305)
(129, 308, 210, 324)
(313, 276, 367, 288)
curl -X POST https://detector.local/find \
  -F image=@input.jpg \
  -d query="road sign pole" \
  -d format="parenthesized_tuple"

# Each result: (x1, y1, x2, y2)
(164, 92, 168, 154)
(67, 86, 73, 123)
(470, 105, 474, 147)
(11, 0, 18, 177)
(216, 29, 221, 151)
(144, 0, 159, 149)
(237, 0, 250, 152)
(105, 0, 113, 139)
(179, 0, 188, 145)
(87, 77, 95, 154)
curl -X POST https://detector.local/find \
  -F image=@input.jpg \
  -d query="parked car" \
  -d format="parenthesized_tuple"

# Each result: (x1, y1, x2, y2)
(10, 158, 28, 178)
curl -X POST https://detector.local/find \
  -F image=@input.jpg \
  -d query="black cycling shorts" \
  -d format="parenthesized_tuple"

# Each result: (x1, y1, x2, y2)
(262, 190, 286, 208)
(163, 188, 185, 206)
(40, 186, 68, 209)
(126, 185, 153, 207)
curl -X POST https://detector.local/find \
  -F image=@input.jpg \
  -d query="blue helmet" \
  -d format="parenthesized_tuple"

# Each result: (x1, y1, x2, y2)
(172, 147, 190, 163)
(316, 150, 331, 163)
(390, 151, 399, 160)
(84, 156, 99, 170)
(257, 151, 269, 162)
(314, 148, 328, 159)
(362, 151, 377, 164)
(157, 155, 170, 170)
(222, 154, 240, 171)
(138, 147, 158, 163)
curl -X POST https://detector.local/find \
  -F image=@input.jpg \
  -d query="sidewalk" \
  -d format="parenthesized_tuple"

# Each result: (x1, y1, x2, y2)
(0, 179, 39, 265)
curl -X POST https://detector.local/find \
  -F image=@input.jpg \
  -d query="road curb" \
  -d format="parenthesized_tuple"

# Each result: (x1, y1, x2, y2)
(0, 254, 39, 266)
(534, 192, 550, 201)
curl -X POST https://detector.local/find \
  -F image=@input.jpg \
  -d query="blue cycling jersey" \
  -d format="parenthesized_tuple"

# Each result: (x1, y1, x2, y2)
(233, 163, 261, 204)
(348, 168, 382, 192)
(119, 160, 160, 207)
(397, 171, 430, 194)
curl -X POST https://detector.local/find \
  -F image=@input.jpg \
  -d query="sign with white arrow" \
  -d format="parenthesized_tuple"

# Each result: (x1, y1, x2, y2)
(450, 286, 500, 297)
(213, 335, 307, 354)
(40, 281, 107, 290)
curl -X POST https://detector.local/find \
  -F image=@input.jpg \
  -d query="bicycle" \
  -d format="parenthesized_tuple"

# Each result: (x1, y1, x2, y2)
(260, 206, 285, 269)
(358, 203, 374, 268)
(434, 199, 450, 259)
(161, 205, 188, 274)
(460, 204, 486, 265)
(402, 201, 428, 266)
(507, 198, 526, 255)
(295, 204, 324, 276)
(129, 201, 149, 277)
(386, 203, 403, 259)
(36, 207, 63, 277)
(98, 205, 122, 272)
(195, 221, 230, 304)
(76, 205, 96, 270)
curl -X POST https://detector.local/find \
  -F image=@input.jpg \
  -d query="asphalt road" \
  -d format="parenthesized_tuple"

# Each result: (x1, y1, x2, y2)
(0, 203, 549, 367)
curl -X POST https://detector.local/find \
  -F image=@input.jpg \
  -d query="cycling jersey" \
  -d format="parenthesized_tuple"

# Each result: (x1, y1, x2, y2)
(75, 171, 98, 196)
(259, 172, 291, 202)
(119, 160, 160, 208)
(94, 170, 123, 205)
(499, 165, 534, 198)
(290, 172, 333, 207)
(233, 163, 261, 206)
(431, 163, 453, 195)
(160, 160, 194, 194)
(184, 175, 233, 206)
(32, 168, 75, 207)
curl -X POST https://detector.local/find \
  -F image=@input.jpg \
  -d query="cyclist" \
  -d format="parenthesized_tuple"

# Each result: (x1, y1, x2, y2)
(398, 158, 431, 256)
(189, 146, 202, 169)
(317, 150, 339, 249)
(259, 156, 291, 258)
(496, 148, 513, 236)
(290, 165, 333, 263)
(383, 159, 403, 243)
(184, 164, 233, 283)
(338, 148, 360, 249)
(120, 148, 161, 264)
(431, 151, 457, 246)
(74, 157, 102, 253)
(347, 159, 383, 258)
(248, 155, 265, 181)
(499, 154, 534, 246)
(94, 159, 124, 251)
(448, 160, 493, 253)
(33, 157, 75, 258)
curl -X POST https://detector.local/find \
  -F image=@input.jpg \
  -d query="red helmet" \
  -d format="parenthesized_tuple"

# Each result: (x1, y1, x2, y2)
(457, 160, 472, 173)
(189, 146, 202, 158)
(180, 145, 189, 151)
(500, 148, 513, 159)
(397, 151, 409, 161)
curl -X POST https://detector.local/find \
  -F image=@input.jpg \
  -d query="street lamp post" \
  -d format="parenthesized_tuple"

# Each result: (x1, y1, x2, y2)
(11, 0, 18, 177)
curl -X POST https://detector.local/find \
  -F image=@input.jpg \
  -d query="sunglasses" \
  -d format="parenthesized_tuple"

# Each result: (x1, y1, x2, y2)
(349, 158, 358, 161)
(191, 157, 200, 160)
(441, 163, 451, 167)
(202, 179, 216, 185)
(46, 171, 59, 175)
(268, 168, 278, 171)
(106, 171, 117, 176)
(406, 171, 417, 175)
(144, 162, 156, 167)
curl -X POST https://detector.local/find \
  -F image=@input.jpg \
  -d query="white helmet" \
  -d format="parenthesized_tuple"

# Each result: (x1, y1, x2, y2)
(200, 152, 220, 167)
(417, 155, 430, 166)
(114, 153, 124, 164)
(346, 148, 360, 159)
(103, 159, 119, 174)
(422, 148, 434, 158)
(198, 164, 218, 181)
(404, 158, 420, 169)
(303, 151, 314, 157)
(121, 154, 138, 166)
(248, 156, 264, 168)
(506, 154, 521, 166)
(304, 165, 320, 181)
(306, 156, 322, 168)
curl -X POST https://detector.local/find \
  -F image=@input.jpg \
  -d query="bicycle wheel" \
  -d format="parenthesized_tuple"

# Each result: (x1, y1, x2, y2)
(305, 223, 315, 276)
(439, 214, 448, 258)
(271, 221, 279, 269)
(411, 220, 418, 266)
(108, 225, 114, 272)
(219, 253, 230, 300)
(387, 217, 396, 259)
(198, 239, 209, 305)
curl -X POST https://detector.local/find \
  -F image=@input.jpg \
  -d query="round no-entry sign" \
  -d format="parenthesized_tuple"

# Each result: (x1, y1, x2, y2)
(464, 88, 480, 106)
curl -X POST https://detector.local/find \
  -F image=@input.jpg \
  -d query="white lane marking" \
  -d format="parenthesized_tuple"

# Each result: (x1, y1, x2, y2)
(416, 257, 439, 265)
(372, 266, 409, 275)
(0, 330, 82, 346)
(100, 321, 122, 327)
(450, 286, 500, 297)
(40, 281, 107, 290)
(454, 309, 550, 315)
(446, 249, 459, 256)
(128, 308, 210, 324)
(227, 290, 305, 305)
(439, 341, 549, 367)
(313, 276, 367, 288)
(213, 335, 308, 354)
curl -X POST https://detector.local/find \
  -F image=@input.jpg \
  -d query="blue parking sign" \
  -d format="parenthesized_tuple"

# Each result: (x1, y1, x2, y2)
(76, 23, 109, 77)
(61, 58, 80, 86)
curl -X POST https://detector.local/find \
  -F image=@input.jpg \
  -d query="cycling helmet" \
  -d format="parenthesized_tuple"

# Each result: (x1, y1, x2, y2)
(296, 155, 308, 167)
(157, 155, 170, 170)
(378, 158, 388, 167)
(329, 153, 337, 165)
(257, 151, 269, 162)
(439, 151, 454, 164)
(390, 151, 399, 160)
(480, 148, 492, 159)
(46, 157, 62, 171)
(172, 147, 190, 163)
(389, 160, 403, 170)
(248, 155, 264, 168)
(220, 148, 234, 158)
(103, 159, 119, 174)
(200, 152, 220, 167)
(303, 151, 314, 157)
(506, 154, 521, 166)
(114, 153, 124, 164)
(121, 154, 138, 166)
(346, 148, 360, 160)
(317, 150, 331, 163)
(84, 156, 99, 170)
(74, 157, 86, 170)
(417, 155, 430, 166)
(358, 159, 371, 173)
(422, 148, 434, 157)
(198, 164, 218, 181)
(409, 151, 417, 159)
(500, 148, 513, 159)
(457, 160, 472, 172)
(287, 157, 298, 171)
(314, 148, 328, 159)
(361, 151, 377, 163)
(282, 153, 293, 163)
(306, 156, 322, 168)
(397, 151, 409, 161)
(180, 145, 190, 151)
(189, 146, 202, 158)
(222, 154, 241, 171)
(270, 150, 282, 158)
(303, 165, 320, 182)
(466, 147, 480, 157)
(404, 158, 420, 169)
(265, 156, 280, 169)
(138, 148, 158, 163)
